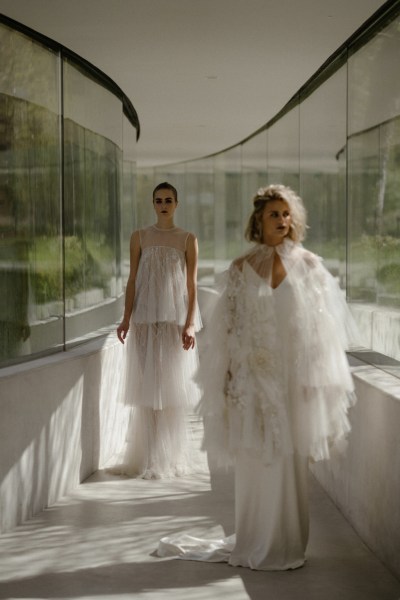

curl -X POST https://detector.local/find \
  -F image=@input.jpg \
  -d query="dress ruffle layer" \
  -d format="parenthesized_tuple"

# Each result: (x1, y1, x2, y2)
(118, 228, 202, 478)
(196, 239, 358, 466)
(120, 406, 192, 479)
(133, 245, 202, 331)
(124, 322, 201, 410)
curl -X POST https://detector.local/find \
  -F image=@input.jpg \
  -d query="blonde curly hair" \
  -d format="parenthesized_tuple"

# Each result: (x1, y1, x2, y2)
(245, 184, 307, 244)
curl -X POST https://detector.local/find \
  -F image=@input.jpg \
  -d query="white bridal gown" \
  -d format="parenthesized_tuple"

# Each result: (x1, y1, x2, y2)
(158, 238, 357, 569)
(119, 225, 202, 479)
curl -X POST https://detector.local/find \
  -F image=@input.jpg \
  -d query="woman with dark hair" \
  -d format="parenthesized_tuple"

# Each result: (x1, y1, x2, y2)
(158, 184, 357, 569)
(115, 182, 202, 479)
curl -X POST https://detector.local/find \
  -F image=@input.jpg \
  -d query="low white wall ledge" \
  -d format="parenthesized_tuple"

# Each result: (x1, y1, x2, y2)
(0, 335, 129, 533)
(311, 362, 400, 581)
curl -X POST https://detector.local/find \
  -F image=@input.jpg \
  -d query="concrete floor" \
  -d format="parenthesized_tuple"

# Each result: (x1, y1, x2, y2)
(0, 417, 399, 600)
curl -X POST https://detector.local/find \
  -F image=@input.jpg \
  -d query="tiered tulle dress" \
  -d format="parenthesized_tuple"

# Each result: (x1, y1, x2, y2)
(158, 238, 358, 569)
(120, 225, 202, 479)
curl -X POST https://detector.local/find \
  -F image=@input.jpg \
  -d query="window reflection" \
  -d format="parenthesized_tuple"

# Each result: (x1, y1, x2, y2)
(214, 147, 242, 269)
(63, 60, 125, 343)
(299, 66, 347, 286)
(0, 21, 138, 366)
(0, 184, 30, 361)
(135, 14, 400, 373)
(185, 160, 215, 285)
(2, 10, 400, 373)
(242, 131, 268, 254)
(0, 24, 62, 365)
(348, 17, 400, 363)
(267, 108, 300, 191)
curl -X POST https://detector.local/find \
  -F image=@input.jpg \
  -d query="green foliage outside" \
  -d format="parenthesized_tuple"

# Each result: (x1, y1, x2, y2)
(31, 235, 114, 304)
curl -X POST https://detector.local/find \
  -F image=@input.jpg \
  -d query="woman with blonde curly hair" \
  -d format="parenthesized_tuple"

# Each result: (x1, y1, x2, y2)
(158, 184, 358, 570)
(245, 184, 307, 243)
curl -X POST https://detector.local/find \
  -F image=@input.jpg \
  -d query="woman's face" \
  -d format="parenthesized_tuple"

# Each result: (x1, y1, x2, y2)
(153, 188, 178, 219)
(261, 199, 291, 244)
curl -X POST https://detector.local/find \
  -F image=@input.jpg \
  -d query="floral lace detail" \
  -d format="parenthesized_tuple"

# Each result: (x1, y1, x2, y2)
(225, 265, 245, 338)
(199, 241, 356, 466)
(222, 261, 291, 457)
(224, 266, 248, 410)
(248, 347, 277, 375)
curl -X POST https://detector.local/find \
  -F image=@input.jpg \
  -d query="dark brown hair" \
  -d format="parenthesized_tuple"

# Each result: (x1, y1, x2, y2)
(152, 181, 178, 202)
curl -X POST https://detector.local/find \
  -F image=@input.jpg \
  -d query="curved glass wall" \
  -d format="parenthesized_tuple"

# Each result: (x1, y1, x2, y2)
(299, 64, 348, 285)
(0, 18, 139, 367)
(347, 15, 400, 368)
(137, 4, 400, 377)
(2, 6, 400, 376)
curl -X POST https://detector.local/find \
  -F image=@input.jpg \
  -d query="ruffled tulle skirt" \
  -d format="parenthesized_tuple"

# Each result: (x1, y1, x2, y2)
(124, 321, 201, 410)
(114, 320, 201, 478)
(195, 266, 356, 468)
(119, 406, 192, 478)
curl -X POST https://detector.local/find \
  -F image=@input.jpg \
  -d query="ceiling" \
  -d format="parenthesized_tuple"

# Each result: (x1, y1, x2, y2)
(0, 0, 388, 167)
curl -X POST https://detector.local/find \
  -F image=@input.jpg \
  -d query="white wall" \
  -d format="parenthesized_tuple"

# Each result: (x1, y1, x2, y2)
(351, 303, 400, 361)
(311, 361, 400, 580)
(0, 336, 129, 533)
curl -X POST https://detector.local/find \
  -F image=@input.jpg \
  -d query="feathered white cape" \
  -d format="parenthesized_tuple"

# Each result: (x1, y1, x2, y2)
(197, 239, 358, 466)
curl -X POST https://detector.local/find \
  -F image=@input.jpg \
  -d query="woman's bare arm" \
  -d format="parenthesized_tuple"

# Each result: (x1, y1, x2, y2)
(117, 230, 141, 344)
(182, 233, 198, 350)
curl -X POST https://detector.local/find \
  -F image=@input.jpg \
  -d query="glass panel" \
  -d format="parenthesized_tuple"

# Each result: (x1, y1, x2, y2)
(348, 18, 400, 136)
(122, 115, 136, 286)
(0, 24, 62, 365)
(0, 25, 59, 112)
(63, 59, 123, 343)
(348, 129, 380, 306)
(348, 123, 400, 360)
(185, 159, 215, 285)
(348, 15, 400, 366)
(375, 120, 400, 311)
(267, 107, 300, 190)
(136, 168, 156, 227)
(214, 146, 242, 272)
(241, 131, 268, 252)
(299, 66, 347, 285)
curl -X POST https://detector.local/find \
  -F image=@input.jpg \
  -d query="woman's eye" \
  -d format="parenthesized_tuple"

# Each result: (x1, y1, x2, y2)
(155, 199, 162, 204)
(166, 199, 173, 204)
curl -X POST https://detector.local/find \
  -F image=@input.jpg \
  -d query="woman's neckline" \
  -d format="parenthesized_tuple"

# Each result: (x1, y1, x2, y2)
(262, 236, 287, 249)
(152, 224, 178, 231)
(260, 237, 295, 251)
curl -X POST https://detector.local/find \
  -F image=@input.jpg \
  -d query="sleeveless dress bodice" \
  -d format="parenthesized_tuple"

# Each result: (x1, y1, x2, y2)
(132, 226, 201, 330)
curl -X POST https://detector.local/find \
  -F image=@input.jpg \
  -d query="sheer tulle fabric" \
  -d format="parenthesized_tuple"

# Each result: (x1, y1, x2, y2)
(197, 239, 357, 467)
(156, 239, 358, 569)
(124, 322, 200, 411)
(116, 226, 201, 478)
(133, 227, 202, 330)
(123, 406, 191, 478)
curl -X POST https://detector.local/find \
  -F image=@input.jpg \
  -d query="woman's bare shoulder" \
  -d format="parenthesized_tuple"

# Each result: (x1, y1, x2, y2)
(130, 229, 142, 243)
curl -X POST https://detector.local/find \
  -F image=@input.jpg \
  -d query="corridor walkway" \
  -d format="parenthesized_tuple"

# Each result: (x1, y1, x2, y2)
(0, 417, 399, 600)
